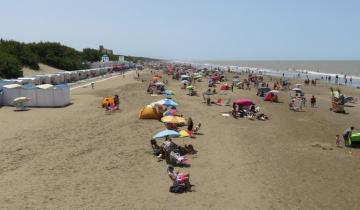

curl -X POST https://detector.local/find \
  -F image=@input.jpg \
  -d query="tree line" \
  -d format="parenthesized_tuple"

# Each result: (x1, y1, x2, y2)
(0, 39, 158, 79)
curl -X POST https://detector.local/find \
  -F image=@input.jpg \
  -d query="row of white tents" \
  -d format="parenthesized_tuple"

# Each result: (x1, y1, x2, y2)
(0, 68, 111, 107)
(2, 67, 111, 86)
(0, 83, 70, 107)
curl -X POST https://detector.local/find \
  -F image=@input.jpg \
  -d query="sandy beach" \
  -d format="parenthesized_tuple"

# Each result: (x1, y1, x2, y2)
(1, 69, 360, 209)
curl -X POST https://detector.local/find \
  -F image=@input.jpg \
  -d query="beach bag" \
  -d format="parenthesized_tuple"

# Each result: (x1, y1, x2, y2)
(169, 184, 186, 193)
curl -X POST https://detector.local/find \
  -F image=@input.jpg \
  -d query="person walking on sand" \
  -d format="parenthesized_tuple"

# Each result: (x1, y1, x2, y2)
(231, 83, 234, 92)
(310, 96, 316, 108)
(91, 82, 95, 89)
(114, 94, 120, 110)
(336, 135, 341, 146)
(342, 126, 354, 146)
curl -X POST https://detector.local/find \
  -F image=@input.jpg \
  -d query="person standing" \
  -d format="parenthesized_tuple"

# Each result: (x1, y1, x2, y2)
(91, 82, 95, 89)
(231, 83, 234, 92)
(187, 117, 194, 132)
(114, 94, 120, 110)
(342, 126, 355, 146)
(310, 96, 316, 108)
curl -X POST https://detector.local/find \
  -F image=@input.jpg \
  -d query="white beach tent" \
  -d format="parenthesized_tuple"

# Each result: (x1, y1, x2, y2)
(100, 68, 107, 75)
(85, 69, 92, 77)
(59, 72, 71, 83)
(68, 71, 79, 82)
(1, 84, 22, 105)
(43, 75, 51, 84)
(17, 77, 40, 85)
(48, 74, 61, 84)
(34, 75, 47, 84)
(78, 70, 87, 80)
(57, 73, 65, 84)
(1, 84, 70, 107)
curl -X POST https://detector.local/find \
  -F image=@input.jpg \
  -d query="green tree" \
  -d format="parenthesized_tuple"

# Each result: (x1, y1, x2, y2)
(0, 51, 22, 78)
(82, 48, 101, 62)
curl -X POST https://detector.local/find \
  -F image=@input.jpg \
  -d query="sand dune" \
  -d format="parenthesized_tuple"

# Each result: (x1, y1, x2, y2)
(22, 63, 63, 77)
(0, 69, 360, 209)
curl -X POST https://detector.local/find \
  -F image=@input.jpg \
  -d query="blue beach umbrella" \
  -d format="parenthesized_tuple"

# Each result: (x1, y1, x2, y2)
(164, 90, 175, 95)
(158, 99, 178, 107)
(153, 130, 180, 139)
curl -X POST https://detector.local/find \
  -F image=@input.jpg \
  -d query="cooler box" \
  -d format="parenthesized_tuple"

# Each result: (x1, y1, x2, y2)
(350, 132, 360, 145)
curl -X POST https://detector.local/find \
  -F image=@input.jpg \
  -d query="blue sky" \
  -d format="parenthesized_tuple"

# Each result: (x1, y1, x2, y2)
(0, 0, 359, 60)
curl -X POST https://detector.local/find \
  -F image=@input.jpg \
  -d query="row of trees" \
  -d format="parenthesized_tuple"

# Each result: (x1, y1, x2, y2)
(0, 39, 158, 79)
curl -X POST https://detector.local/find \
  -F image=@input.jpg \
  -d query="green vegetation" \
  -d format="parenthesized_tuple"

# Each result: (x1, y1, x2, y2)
(0, 51, 22, 78)
(0, 39, 158, 79)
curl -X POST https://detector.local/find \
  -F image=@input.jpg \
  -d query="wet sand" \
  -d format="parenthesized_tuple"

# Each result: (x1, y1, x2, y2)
(0, 69, 360, 209)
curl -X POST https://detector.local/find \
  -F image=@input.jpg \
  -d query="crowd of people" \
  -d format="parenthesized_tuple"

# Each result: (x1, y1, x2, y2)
(142, 71, 203, 193)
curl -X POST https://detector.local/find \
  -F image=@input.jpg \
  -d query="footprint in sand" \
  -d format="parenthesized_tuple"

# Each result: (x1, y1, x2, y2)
(311, 143, 334, 150)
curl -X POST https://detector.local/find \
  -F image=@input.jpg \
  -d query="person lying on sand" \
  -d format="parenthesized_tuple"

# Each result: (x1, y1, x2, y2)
(167, 165, 192, 192)
(169, 151, 190, 166)
(150, 139, 164, 159)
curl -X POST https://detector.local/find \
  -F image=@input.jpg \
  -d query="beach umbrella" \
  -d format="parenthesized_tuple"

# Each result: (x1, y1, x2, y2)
(153, 129, 180, 139)
(186, 85, 194, 90)
(13, 97, 30, 104)
(12, 97, 30, 110)
(234, 98, 254, 106)
(161, 116, 186, 124)
(152, 76, 161, 81)
(164, 90, 174, 95)
(181, 80, 189, 84)
(269, 90, 280, 94)
(181, 75, 190, 79)
(179, 130, 190, 138)
(155, 82, 165, 86)
(292, 87, 303, 92)
(155, 99, 178, 107)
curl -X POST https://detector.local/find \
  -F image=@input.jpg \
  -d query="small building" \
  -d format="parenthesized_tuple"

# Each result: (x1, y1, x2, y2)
(101, 55, 110, 62)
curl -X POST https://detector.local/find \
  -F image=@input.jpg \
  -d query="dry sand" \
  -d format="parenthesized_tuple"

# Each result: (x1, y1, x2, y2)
(1, 69, 360, 209)
(22, 64, 63, 77)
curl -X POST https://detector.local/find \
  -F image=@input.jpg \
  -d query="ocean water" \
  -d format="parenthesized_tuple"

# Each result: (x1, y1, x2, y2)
(191, 60, 360, 87)
(196, 60, 360, 76)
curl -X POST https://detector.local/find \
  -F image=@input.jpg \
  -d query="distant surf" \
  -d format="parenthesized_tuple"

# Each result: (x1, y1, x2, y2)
(183, 60, 360, 87)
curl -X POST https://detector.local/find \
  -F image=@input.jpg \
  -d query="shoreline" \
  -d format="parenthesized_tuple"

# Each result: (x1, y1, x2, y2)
(173, 60, 360, 88)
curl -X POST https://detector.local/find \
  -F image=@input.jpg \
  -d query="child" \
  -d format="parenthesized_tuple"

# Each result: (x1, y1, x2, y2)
(310, 96, 316, 108)
(335, 134, 341, 146)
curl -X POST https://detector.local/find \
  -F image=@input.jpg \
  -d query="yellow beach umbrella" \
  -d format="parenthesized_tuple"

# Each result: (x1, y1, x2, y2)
(179, 130, 190, 138)
(161, 116, 186, 124)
